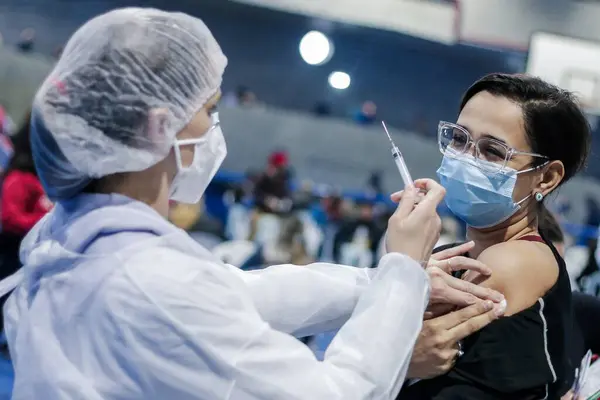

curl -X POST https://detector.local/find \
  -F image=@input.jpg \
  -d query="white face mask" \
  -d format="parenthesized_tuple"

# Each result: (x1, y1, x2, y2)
(169, 113, 227, 204)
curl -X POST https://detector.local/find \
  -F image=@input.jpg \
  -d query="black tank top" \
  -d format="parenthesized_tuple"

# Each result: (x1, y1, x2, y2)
(400, 235, 577, 400)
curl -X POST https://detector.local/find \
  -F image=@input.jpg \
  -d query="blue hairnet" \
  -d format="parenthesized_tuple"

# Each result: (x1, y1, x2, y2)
(31, 7, 227, 200)
(30, 108, 91, 200)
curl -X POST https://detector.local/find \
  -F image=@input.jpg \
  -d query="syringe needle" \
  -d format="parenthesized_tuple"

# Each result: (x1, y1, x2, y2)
(381, 121, 394, 144)
(381, 120, 415, 189)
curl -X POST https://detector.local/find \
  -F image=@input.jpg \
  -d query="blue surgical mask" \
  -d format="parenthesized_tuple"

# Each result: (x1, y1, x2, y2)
(436, 154, 537, 229)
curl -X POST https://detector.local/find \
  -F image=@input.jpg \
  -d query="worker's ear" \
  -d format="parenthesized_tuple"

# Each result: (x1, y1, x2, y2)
(147, 108, 171, 145)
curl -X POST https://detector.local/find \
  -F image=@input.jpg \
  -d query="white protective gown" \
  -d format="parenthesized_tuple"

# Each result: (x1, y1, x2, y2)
(0, 193, 429, 399)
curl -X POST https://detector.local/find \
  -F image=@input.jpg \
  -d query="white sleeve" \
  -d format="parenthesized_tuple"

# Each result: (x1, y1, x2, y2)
(224, 261, 378, 337)
(123, 251, 429, 400)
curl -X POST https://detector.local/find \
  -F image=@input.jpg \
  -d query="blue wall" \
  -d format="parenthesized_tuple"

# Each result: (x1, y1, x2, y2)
(3, 1, 599, 177)
(0, 0, 523, 135)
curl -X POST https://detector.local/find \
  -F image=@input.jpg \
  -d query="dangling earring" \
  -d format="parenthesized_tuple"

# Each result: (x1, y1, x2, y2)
(535, 192, 544, 202)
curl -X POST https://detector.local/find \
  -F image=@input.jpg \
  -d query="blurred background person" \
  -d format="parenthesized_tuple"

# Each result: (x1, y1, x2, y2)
(251, 150, 293, 245)
(262, 214, 311, 265)
(169, 198, 226, 249)
(0, 109, 51, 335)
(333, 198, 384, 268)
(254, 150, 292, 215)
(222, 85, 258, 108)
(366, 170, 384, 197)
(169, 201, 202, 232)
(16, 28, 36, 53)
(224, 183, 252, 241)
(314, 189, 345, 261)
(292, 180, 324, 261)
(353, 100, 378, 125)
(579, 236, 600, 296)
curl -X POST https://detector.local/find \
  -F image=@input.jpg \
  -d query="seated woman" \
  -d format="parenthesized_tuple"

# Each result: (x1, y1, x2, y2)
(401, 73, 590, 399)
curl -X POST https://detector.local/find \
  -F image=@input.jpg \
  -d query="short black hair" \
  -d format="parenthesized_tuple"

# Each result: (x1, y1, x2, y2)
(460, 73, 591, 185)
(538, 207, 564, 244)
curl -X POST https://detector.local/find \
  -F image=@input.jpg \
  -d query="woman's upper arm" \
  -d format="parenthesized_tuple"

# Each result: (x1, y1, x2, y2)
(473, 242, 559, 316)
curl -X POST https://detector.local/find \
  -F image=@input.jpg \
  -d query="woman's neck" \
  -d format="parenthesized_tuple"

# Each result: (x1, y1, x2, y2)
(95, 170, 171, 218)
(467, 213, 538, 259)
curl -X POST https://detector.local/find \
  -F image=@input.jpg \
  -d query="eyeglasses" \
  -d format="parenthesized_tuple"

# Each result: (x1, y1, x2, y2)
(437, 121, 548, 173)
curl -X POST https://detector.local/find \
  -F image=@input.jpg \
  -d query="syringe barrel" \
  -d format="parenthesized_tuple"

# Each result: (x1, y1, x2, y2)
(391, 149, 414, 188)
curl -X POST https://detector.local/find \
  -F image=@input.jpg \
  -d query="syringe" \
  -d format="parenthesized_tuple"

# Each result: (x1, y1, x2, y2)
(381, 121, 414, 188)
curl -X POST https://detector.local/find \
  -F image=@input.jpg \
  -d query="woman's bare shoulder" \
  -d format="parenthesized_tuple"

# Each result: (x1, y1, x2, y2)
(468, 240, 559, 316)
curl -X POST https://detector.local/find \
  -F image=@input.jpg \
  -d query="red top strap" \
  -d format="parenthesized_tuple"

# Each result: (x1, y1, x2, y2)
(517, 234, 545, 243)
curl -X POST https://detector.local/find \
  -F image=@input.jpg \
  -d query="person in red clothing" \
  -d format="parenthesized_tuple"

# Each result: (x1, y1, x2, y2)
(0, 110, 52, 334)
(253, 150, 292, 214)
(1, 110, 51, 234)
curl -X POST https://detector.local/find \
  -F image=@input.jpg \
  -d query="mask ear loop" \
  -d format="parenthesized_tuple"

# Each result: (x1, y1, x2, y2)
(173, 140, 184, 171)
(516, 160, 550, 205)
(171, 114, 221, 173)
(172, 121, 221, 174)
(516, 193, 533, 206)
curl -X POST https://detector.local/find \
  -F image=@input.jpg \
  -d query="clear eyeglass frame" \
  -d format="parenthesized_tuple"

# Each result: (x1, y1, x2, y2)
(174, 113, 220, 147)
(437, 121, 548, 174)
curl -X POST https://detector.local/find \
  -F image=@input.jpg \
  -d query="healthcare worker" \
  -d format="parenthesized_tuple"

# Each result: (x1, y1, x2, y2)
(0, 8, 504, 399)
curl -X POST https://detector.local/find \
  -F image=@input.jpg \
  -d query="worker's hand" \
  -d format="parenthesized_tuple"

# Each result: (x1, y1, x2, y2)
(390, 187, 426, 204)
(424, 242, 505, 318)
(425, 266, 505, 318)
(407, 300, 506, 379)
(386, 179, 444, 263)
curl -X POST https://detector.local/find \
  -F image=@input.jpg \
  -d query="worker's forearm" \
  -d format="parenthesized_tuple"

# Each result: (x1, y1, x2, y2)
(240, 262, 375, 337)
(318, 253, 429, 399)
